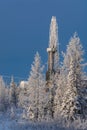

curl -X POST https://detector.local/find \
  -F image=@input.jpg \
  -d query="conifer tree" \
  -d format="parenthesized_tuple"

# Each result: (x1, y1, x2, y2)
(26, 52, 45, 120)
(0, 76, 6, 111)
(18, 81, 28, 109)
(54, 67, 67, 119)
(54, 33, 86, 120)
(9, 76, 17, 107)
(61, 58, 85, 120)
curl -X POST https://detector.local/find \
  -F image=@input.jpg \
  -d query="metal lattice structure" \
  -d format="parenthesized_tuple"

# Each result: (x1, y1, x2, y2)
(46, 16, 59, 82)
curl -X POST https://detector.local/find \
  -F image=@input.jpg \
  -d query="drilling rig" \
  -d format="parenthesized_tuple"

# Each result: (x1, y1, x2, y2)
(46, 16, 59, 85)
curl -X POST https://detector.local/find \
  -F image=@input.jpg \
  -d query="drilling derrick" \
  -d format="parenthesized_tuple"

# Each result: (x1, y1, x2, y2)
(46, 46, 57, 81)
(46, 16, 59, 82)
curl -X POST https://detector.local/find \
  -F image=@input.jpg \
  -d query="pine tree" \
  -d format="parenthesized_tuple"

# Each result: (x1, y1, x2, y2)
(54, 67, 67, 120)
(18, 81, 28, 109)
(63, 32, 83, 73)
(5, 86, 10, 110)
(26, 52, 45, 120)
(9, 76, 17, 107)
(0, 76, 6, 111)
(54, 33, 86, 121)
(61, 58, 84, 120)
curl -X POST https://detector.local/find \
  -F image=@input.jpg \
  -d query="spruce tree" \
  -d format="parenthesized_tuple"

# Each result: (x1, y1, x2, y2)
(54, 33, 86, 121)
(0, 76, 6, 111)
(26, 52, 45, 120)
(9, 76, 17, 107)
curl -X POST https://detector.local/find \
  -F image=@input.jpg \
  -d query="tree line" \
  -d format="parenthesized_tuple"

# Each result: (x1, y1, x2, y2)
(0, 33, 87, 122)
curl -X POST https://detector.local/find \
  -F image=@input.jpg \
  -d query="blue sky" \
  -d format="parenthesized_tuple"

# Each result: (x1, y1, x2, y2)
(0, 0, 87, 81)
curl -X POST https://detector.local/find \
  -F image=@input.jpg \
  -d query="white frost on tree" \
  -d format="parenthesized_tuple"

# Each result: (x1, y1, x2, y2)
(54, 33, 86, 121)
(0, 76, 6, 111)
(61, 58, 84, 120)
(54, 67, 67, 120)
(18, 81, 28, 109)
(63, 32, 83, 73)
(25, 52, 45, 121)
(9, 76, 17, 107)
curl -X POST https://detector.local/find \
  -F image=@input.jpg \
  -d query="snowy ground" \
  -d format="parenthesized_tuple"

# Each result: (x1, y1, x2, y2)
(0, 120, 12, 130)
(0, 114, 10, 130)
(0, 120, 87, 130)
(0, 113, 87, 130)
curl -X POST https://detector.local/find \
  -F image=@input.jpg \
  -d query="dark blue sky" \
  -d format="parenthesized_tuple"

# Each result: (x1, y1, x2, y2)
(0, 0, 87, 81)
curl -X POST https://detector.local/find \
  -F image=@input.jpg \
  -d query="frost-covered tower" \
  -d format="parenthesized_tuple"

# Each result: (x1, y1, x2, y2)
(46, 16, 59, 82)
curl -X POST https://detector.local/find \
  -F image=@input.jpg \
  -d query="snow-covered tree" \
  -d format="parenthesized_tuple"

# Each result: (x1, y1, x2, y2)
(5, 86, 10, 110)
(25, 52, 45, 120)
(54, 67, 67, 119)
(0, 76, 6, 111)
(18, 81, 28, 109)
(61, 58, 85, 120)
(54, 33, 86, 121)
(9, 76, 17, 107)
(63, 32, 83, 73)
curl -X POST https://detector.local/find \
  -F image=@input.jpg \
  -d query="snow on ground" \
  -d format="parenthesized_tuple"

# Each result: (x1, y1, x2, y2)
(0, 116, 67, 130)
(0, 120, 12, 130)
(0, 119, 86, 130)
(0, 114, 10, 130)
(0, 113, 87, 130)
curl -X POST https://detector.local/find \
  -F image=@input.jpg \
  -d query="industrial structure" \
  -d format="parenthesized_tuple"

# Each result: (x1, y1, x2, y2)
(46, 16, 59, 83)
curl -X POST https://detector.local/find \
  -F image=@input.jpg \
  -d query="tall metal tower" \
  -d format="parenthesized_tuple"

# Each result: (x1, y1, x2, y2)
(46, 16, 59, 82)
